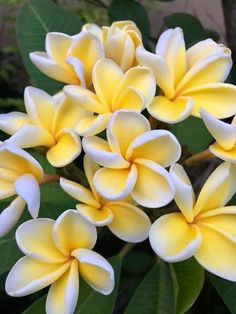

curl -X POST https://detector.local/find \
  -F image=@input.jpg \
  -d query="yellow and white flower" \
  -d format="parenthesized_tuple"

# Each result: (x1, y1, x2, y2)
(0, 144, 43, 236)
(201, 109, 236, 163)
(149, 162, 236, 281)
(136, 27, 236, 123)
(82, 110, 181, 207)
(6, 210, 114, 314)
(83, 20, 142, 72)
(0, 87, 87, 167)
(60, 156, 151, 242)
(64, 58, 156, 136)
(29, 30, 104, 86)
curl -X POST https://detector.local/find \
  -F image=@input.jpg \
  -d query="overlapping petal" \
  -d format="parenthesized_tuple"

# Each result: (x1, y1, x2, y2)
(93, 165, 137, 200)
(194, 162, 236, 216)
(16, 219, 67, 263)
(53, 210, 97, 255)
(149, 213, 202, 262)
(147, 96, 193, 123)
(132, 159, 175, 208)
(0, 197, 25, 237)
(0, 112, 31, 135)
(107, 201, 151, 242)
(200, 109, 236, 150)
(126, 129, 181, 167)
(46, 259, 79, 314)
(76, 204, 113, 226)
(72, 248, 114, 295)
(5, 256, 71, 297)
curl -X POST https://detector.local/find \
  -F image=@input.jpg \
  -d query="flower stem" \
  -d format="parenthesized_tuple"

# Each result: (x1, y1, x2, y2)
(118, 243, 136, 258)
(184, 149, 214, 167)
(40, 173, 60, 185)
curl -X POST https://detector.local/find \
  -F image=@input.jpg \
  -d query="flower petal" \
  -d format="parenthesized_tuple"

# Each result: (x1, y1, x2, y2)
(0, 145, 43, 180)
(132, 159, 175, 208)
(6, 124, 55, 148)
(186, 39, 226, 68)
(66, 56, 86, 87)
(5, 256, 71, 297)
(24, 87, 57, 132)
(147, 96, 193, 123)
(74, 113, 111, 137)
(182, 83, 236, 118)
(82, 136, 129, 168)
(155, 27, 187, 88)
(53, 210, 97, 255)
(47, 129, 81, 167)
(194, 162, 236, 216)
(114, 86, 145, 112)
(0, 196, 25, 237)
(169, 164, 195, 222)
(135, 45, 174, 98)
(83, 155, 100, 199)
(14, 174, 40, 218)
(92, 58, 124, 107)
(210, 142, 236, 163)
(16, 218, 67, 263)
(176, 49, 232, 94)
(0, 112, 31, 135)
(126, 129, 181, 167)
(107, 201, 151, 242)
(64, 85, 109, 114)
(52, 95, 90, 134)
(46, 259, 79, 314)
(0, 179, 15, 199)
(68, 31, 104, 86)
(200, 109, 236, 150)
(107, 110, 150, 156)
(60, 177, 100, 207)
(45, 32, 73, 64)
(113, 66, 156, 108)
(72, 248, 114, 295)
(29, 51, 79, 84)
(76, 204, 113, 226)
(149, 213, 202, 262)
(93, 165, 137, 200)
(195, 225, 236, 281)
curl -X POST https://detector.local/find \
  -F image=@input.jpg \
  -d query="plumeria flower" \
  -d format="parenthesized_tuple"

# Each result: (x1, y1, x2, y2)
(64, 58, 156, 136)
(83, 20, 142, 72)
(60, 155, 151, 242)
(201, 109, 236, 163)
(136, 27, 236, 123)
(6, 210, 114, 314)
(150, 162, 236, 281)
(30, 29, 104, 86)
(82, 110, 181, 208)
(0, 144, 43, 236)
(0, 87, 88, 167)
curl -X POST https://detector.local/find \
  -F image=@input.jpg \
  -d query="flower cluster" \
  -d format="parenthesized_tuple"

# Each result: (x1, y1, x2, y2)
(2, 20, 236, 313)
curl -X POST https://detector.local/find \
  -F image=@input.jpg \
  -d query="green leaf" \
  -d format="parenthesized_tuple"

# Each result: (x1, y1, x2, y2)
(123, 251, 154, 274)
(22, 295, 47, 314)
(16, 0, 83, 94)
(75, 255, 122, 314)
(124, 260, 175, 314)
(171, 116, 213, 153)
(0, 236, 22, 275)
(164, 13, 218, 47)
(108, 0, 150, 42)
(208, 273, 236, 313)
(171, 258, 204, 314)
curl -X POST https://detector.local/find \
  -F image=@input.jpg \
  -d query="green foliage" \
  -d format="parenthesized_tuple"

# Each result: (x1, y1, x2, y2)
(171, 116, 213, 154)
(171, 258, 205, 314)
(208, 273, 236, 313)
(22, 295, 47, 314)
(16, 0, 83, 94)
(164, 13, 219, 47)
(108, 0, 150, 42)
(124, 260, 176, 314)
(0, 236, 22, 275)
